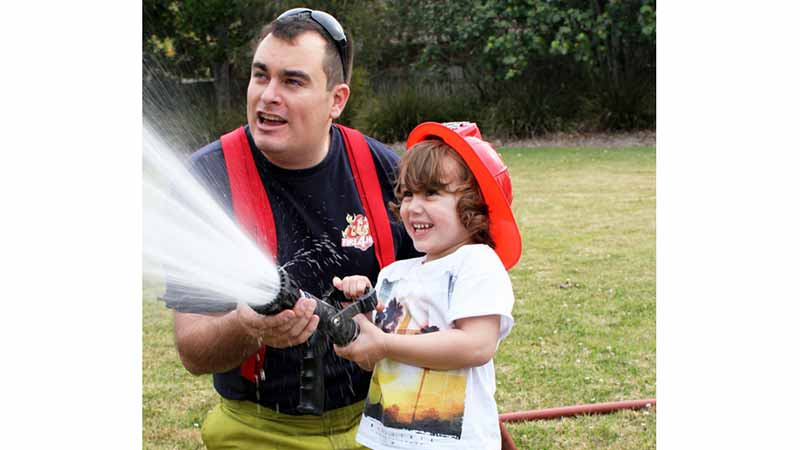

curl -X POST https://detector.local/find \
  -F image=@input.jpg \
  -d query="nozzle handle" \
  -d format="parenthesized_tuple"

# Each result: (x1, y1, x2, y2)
(295, 332, 325, 415)
(325, 288, 378, 346)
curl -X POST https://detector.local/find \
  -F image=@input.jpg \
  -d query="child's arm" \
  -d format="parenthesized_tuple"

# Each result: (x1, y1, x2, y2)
(334, 314, 501, 371)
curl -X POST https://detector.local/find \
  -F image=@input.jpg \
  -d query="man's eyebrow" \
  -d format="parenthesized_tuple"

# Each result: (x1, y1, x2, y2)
(250, 63, 311, 83)
(280, 69, 311, 82)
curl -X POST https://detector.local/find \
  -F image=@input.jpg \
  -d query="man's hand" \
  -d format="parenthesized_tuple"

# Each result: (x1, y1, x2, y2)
(236, 297, 320, 348)
(333, 315, 387, 371)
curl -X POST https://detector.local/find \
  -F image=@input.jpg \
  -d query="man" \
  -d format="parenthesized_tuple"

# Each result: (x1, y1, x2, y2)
(162, 8, 417, 449)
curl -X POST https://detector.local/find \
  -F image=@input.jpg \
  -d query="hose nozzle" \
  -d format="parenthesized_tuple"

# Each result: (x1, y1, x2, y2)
(250, 266, 377, 345)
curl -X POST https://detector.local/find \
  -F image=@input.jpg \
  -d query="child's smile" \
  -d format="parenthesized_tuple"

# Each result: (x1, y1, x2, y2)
(410, 222, 434, 233)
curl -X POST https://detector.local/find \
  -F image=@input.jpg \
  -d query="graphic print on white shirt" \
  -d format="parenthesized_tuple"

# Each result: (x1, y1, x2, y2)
(364, 290, 466, 439)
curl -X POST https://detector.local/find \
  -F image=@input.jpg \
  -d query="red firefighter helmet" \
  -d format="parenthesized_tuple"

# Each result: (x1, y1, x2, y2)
(406, 121, 522, 270)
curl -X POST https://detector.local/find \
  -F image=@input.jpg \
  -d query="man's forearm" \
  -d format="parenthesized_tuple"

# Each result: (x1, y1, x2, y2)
(173, 310, 261, 375)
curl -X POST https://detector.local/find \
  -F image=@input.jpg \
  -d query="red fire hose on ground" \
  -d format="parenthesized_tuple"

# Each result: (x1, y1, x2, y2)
(499, 398, 656, 450)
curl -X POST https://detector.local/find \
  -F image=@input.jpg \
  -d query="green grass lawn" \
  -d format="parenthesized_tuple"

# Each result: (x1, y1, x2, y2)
(143, 145, 656, 449)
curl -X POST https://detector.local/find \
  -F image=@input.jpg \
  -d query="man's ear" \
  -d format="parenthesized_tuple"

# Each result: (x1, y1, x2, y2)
(330, 83, 351, 119)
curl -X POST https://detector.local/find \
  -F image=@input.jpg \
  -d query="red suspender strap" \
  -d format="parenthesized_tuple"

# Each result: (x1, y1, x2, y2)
(220, 127, 273, 383)
(337, 124, 396, 268)
(220, 127, 278, 259)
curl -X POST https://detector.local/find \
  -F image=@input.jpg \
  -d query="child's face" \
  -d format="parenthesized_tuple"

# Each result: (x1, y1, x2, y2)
(400, 159, 472, 262)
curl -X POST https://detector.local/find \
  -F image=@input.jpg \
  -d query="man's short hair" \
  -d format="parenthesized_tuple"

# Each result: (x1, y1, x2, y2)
(254, 15, 353, 90)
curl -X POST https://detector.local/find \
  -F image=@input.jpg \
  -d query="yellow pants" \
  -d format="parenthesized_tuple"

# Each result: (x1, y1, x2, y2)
(201, 397, 368, 450)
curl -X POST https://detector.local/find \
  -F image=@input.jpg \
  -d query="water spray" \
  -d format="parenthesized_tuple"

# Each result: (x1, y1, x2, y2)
(251, 266, 378, 415)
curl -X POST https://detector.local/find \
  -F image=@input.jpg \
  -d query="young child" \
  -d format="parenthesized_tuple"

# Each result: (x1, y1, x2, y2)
(333, 122, 522, 449)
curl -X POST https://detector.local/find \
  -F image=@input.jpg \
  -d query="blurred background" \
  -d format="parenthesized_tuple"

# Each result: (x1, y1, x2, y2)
(143, 0, 655, 149)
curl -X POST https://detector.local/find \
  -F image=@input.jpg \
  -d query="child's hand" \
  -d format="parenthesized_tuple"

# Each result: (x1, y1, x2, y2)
(332, 275, 372, 299)
(333, 315, 387, 371)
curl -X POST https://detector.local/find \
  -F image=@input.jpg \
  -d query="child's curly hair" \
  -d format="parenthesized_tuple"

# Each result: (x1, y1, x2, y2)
(390, 140, 495, 248)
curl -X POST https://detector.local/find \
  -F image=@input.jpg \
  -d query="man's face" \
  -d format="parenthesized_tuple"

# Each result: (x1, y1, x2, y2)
(246, 32, 347, 169)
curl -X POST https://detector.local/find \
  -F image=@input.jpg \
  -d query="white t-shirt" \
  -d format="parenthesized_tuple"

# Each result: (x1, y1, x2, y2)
(355, 244, 515, 450)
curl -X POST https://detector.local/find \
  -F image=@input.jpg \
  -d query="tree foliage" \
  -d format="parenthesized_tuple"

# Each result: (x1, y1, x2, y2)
(399, 0, 655, 83)
(387, 0, 656, 132)
(143, 0, 656, 138)
(143, 0, 287, 111)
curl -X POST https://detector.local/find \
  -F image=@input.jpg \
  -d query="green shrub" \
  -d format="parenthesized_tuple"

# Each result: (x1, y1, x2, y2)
(471, 58, 588, 138)
(474, 56, 655, 136)
(585, 77, 656, 131)
(353, 83, 477, 143)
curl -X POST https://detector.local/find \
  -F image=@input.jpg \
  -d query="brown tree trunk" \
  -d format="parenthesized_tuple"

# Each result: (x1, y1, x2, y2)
(213, 60, 231, 114)
(213, 23, 232, 115)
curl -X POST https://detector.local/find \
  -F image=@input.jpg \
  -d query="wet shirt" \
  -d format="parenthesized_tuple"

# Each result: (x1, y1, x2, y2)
(162, 125, 418, 414)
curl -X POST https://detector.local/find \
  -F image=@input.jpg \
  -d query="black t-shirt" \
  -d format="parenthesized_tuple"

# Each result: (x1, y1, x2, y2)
(162, 125, 418, 414)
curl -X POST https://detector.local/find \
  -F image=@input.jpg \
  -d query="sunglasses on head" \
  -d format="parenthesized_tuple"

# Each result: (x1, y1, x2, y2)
(277, 8, 348, 82)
